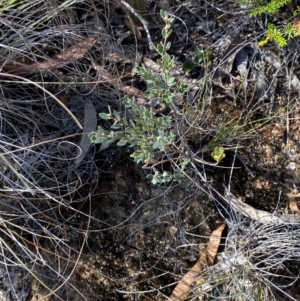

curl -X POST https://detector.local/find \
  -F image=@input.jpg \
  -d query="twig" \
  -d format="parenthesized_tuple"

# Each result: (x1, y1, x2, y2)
(224, 188, 300, 225)
(119, 0, 156, 51)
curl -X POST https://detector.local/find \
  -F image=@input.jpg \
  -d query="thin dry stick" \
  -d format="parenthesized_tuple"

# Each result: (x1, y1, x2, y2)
(119, 0, 156, 51)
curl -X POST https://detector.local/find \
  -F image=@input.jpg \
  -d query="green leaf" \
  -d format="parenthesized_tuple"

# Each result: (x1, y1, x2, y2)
(151, 176, 159, 185)
(96, 125, 105, 134)
(153, 140, 165, 150)
(167, 77, 175, 85)
(111, 124, 121, 130)
(136, 122, 144, 129)
(129, 142, 136, 147)
(157, 43, 163, 54)
(108, 130, 115, 138)
(117, 139, 128, 146)
(122, 117, 128, 125)
(160, 9, 168, 21)
(129, 119, 136, 128)
(92, 136, 108, 144)
(166, 41, 171, 51)
(182, 62, 194, 72)
(164, 53, 171, 63)
(177, 82, 188, 93)
(162, 28, 167, 39)
(99, 112, 111, 120)
(128, 109, 136, 118)
(167, 28, 172, 38)
(162, 91, 175, 104)
(194, 49, 204, 63)
(123, 97, 132, 108)
(113, 110, 121, 120)
(88, 132, 96, 142)
(107, 139, 116, 145)
(152, 129, 160, 137)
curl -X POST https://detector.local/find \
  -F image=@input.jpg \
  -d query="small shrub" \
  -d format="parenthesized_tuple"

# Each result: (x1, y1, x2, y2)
(90, 8, 275, 185)
(90, 10, 192, 185)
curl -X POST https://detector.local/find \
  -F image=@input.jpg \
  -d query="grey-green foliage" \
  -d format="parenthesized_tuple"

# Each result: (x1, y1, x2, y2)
(89, 96, 176, 164)
(147, 156, 191, 186)
(136, 10, 187, 104)
(89, 10, 190, 185)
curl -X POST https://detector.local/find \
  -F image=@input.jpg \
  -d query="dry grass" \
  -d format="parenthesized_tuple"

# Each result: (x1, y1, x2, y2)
(0, 0, 299, 300)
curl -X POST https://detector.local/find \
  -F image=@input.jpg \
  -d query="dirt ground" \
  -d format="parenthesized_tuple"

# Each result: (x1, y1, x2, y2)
(28, 119, 300, 301)
(69, 127, 300, 300)
(33, 118, 300, 301)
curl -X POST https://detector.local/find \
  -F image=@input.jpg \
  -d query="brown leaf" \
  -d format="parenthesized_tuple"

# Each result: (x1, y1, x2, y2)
(206, 224, 226, 265)
(224, 189, 299, 224)
(289, 198, 300, 213)
(168, 224, 226, 301)
(57, 95, 69, 107)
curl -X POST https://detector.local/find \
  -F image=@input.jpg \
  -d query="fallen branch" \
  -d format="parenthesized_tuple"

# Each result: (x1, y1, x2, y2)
(224, 188, 300, 224)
